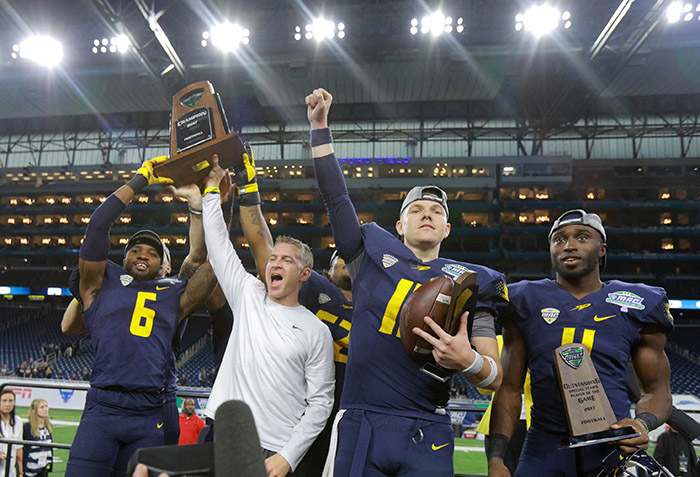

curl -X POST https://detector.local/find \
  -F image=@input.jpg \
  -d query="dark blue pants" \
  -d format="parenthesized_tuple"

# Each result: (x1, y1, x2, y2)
(65, 388, 165, 477)
(162, 392, 179, 445)
(515, 426, 614, 477)
(333, 409, 454, 477)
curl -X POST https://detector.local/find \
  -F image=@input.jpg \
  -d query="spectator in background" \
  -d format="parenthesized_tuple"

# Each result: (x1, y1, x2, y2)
(0, 389, 23, 477)
(55, 369, 64, 380)
(23, 399, 53, 477)
(80, 367, 90, 382)
(44, 367, 52, 380)
(207, 368, 216, 387)
(654, 425, 698, 477)
(1, 364, 8, 376)
(177, 399, 205, 446)
(178, 374, 187, 387)
(70, 373, 78, 381)
(198, 368, 207, 387)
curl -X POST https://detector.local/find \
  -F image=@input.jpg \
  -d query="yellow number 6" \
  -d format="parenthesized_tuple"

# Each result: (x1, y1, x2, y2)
(130, 292, 157, 338)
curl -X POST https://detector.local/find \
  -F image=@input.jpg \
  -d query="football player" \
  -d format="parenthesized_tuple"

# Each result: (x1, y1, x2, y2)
(65, 158, 218, 477)
(306, 88, 507, 477)
(487, 210, 673, 476)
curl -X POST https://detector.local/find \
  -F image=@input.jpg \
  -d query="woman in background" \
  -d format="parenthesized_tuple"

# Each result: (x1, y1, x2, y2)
(0, 388, 23, 477)
(22, 399, 52, 477)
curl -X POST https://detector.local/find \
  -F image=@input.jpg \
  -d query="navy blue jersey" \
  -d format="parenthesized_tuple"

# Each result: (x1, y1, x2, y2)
(299, 270, 352, 409)
(508, 279, 673, 434)
(342, 223, 508, 417)
(83, 260, 187, 393)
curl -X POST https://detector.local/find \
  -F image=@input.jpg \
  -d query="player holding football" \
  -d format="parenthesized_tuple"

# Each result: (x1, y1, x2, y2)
(306, 88, 507, 477)
(488, 210, 673, 476)
(65, 157, 218, 477)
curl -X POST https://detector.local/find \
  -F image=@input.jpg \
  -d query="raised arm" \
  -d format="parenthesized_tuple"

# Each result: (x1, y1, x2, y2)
(178, 261, 218, 322)
(611, 325, 672, 453)
(61, 299, 87, 335)
(488, 323, 528, 477)
(79, 156, 172, 310)
(306, 88, 364, 262)
(232, 146, 274, 280)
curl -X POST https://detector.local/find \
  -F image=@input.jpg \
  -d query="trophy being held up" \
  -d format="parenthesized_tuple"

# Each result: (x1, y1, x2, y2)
(154, 81, 246, 187)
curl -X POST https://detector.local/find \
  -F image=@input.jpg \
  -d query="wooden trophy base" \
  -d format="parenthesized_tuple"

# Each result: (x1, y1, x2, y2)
(563, 426, 640, 449)
(154, 133, 246, 187)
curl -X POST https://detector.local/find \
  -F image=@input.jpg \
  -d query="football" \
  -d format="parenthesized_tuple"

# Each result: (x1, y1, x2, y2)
(399, 275, 454, 362)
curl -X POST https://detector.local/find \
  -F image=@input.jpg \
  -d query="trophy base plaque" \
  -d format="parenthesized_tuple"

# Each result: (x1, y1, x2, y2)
(154, 134, 246, 187)
(564, 426, 640, 449)
(419, 362, 454, 383)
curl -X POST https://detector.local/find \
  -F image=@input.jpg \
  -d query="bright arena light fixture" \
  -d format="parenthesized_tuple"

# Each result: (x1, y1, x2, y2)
(410, 13, 464, 36)
(202, 22, 250, 52)
(91, 35, 130, 54)
(515, 5, 571, 37)
(13, 36, 63, 67)
(664, 1, 700, 23)
(294, 19, 345, 42)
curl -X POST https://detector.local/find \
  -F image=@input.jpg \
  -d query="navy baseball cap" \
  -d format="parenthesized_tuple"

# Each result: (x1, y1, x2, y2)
(549, 209, 606, 270)
(400, 186, 449, 218)
(124, 230, 165, 263)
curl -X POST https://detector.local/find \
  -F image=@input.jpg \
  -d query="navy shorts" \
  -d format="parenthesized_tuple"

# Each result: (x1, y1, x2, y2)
(65, 388, 166, 477)
(332, 409, 454, 477)
(515, 426, 614, 477)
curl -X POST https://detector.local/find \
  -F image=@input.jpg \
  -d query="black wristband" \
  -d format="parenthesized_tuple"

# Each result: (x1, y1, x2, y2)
(635, 412, 659, 433)
(127, 174, 148, 193)
(237, 191, 261, 207)
(310, 128, 333, 147)
(486, 433, 509, 460)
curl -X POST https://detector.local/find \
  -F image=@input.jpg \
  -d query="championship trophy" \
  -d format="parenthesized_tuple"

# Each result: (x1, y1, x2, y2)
(554, 344, 639, 448)
(154, 81, 246, 187)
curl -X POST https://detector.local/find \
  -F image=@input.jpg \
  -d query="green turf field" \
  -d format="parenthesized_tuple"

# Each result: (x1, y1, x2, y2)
(15, 409, 696, 476)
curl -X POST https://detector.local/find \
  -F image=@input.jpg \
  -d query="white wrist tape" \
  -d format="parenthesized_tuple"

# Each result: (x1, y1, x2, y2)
(461, 351, 484, 376)
(475, 355, 498, 388)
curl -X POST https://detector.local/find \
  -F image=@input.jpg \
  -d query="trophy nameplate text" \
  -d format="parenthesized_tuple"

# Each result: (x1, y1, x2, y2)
(154, 81, 246, 187)
(554, 344, 639, 448)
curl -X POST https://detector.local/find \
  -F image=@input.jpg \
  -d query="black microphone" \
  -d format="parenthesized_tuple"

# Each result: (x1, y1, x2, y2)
(214, 400, 267, 477)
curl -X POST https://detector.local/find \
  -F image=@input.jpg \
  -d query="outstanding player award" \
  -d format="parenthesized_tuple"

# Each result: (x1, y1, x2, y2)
(154, 81, 246, 187)
(554, 344, 639, 448)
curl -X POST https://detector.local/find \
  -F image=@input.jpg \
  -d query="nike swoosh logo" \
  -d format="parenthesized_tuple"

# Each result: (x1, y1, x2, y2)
(292, 325, 302, 330)
(432, 443, 449, 451)
(156, 286, 169, 290)
(594, 314, 615, 322)
(157, 422, 164, 429)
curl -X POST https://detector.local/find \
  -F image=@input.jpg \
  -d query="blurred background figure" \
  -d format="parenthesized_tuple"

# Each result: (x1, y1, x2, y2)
(23, 399, 53, 477)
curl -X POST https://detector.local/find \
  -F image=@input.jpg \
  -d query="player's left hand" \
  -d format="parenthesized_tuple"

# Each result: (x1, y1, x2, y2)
(610, 417, 649, 454)
(204, 154, 226, 192)
(413, 311, 475, 370)
(264, 453, 291, 477)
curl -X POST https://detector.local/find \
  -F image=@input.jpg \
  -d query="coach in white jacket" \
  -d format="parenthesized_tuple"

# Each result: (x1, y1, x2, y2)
(201, 155, 334, 477)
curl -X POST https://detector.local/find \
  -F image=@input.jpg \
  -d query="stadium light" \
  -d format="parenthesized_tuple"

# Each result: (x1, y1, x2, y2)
(91, 35, 130, 54)
(202, 22, 250, 52)
(294, 18, 344, 42)
(665, 1, 700, 23)
(515, 5, 571, 37)
(12, 36, 63, 67)
(410, 12, 464, 36)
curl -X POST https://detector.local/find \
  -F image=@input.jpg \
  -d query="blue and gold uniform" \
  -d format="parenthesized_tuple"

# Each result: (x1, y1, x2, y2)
(335, 224, 507, 477)
(508, 279, 673, 476)
(67, 260, 187, 476)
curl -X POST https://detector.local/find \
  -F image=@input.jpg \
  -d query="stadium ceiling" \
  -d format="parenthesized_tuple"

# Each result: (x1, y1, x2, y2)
(1, 0, 700, 133)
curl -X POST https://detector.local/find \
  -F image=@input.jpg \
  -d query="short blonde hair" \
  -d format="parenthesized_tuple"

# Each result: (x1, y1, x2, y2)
(275, 235, 313, 270)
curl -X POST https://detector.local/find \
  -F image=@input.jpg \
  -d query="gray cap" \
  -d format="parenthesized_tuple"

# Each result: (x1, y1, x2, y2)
(124, 230, 165, 264)
(549, 209, 606, 270)
(400, 186, 449, 218)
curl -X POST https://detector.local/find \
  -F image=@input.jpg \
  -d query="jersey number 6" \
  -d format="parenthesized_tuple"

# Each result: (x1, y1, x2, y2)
(130, 291, 157, 338)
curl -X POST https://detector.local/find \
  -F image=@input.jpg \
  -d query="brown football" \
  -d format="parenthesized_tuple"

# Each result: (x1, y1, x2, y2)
(399, 275, 454, 363)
